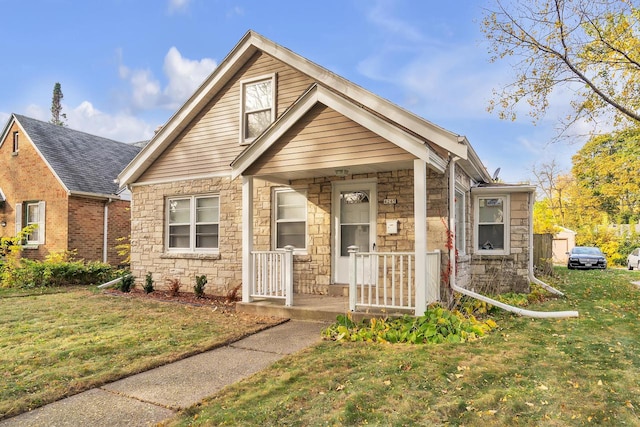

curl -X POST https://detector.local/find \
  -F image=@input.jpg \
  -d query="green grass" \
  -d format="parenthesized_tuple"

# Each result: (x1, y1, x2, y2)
(168, 268, 640, 426)
(0, 287, 282, 420)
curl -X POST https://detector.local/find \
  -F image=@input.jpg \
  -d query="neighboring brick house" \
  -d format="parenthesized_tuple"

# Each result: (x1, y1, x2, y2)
(118, 31, 536, 314)
(0, 114, 140, 265)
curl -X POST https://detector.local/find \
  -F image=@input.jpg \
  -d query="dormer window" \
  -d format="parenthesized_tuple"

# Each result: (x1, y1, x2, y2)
(12, 131, 18, 154)
(240, 74, 276, 144)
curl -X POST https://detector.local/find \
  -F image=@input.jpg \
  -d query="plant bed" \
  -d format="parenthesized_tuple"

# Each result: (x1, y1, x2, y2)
(103, 288, 239, 312)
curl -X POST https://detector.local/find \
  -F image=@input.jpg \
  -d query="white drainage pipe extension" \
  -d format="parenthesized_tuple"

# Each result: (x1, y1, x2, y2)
(452, 283, 579, 318)
(97, 274, 131, 289)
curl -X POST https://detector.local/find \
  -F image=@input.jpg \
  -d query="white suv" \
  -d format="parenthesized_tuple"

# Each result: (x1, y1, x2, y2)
(627, 248, 640, 270)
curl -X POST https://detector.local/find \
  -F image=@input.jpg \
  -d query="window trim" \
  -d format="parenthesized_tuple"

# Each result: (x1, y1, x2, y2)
(473, 194, 510, 255)
(12, 131, 18, 155)
(272, 187, 307, 254)
(15, 200, 46, 245)
(165, 194, 220, 253)
(239, 73, 276, 145)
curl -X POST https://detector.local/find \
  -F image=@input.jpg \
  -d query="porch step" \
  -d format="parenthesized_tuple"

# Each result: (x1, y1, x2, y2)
(236, 294, 414, 322)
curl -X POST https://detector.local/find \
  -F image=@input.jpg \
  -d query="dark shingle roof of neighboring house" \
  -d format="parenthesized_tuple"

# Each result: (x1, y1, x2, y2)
(13, 114, 141, 196)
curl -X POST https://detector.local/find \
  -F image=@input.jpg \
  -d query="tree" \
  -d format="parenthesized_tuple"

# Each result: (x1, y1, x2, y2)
(50, 82, 67, 126)
(482, 0, 640, 136)
(571, 127, 640, 223)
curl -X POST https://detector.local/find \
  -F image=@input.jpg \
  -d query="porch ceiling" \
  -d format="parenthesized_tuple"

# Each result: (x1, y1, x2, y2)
(252, 159, 416, 182)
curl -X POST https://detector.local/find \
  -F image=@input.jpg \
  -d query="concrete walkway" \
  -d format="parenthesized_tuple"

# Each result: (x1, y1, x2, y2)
(0, 320, 327, 427)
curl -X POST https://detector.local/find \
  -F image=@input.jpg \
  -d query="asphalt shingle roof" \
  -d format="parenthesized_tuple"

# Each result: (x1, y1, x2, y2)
(14, 114, 140, 196)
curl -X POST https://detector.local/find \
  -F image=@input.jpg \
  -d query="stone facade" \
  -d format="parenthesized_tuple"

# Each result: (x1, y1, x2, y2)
(468, 191, 532, 294)
(130, 168, 457, 296)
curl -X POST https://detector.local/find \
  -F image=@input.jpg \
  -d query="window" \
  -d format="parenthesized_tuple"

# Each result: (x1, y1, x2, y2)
(274, 188, 306, 250)
(12, 131, 18, 154)
(455, 189, 465, 253)
(475, 195, 509, 254)
(240, 74, 276, 144)
(167, 195, 219, 252)
(15, 201, 46, 245)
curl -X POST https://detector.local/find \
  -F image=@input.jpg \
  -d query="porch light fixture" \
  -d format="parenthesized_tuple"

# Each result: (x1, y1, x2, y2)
(334, 168, 349, 177)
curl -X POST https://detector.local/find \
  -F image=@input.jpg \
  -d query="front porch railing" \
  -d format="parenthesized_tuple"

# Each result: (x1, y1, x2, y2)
(250, 246, 294, 306)
(348, 248, 441, 314)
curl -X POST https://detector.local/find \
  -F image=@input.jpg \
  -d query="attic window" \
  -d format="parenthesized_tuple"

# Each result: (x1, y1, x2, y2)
(12, 132, 18, 154)
(240, 74, 276, 144)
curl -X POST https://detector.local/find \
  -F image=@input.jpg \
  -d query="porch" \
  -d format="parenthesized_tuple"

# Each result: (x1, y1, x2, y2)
(237, 248, 442, 321)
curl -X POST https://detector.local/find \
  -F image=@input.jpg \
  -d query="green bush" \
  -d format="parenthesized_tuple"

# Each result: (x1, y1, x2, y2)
(322, 306, 497, 344)
(143, 272, 154, 294)
(194, 274, 207, 298)
(117, 274, 134, 293)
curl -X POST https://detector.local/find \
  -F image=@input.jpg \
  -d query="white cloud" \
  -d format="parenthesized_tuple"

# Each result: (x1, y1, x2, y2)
(68, 101, 154, 143)
(118, 46, 216, 111)
(0, 112, 10, 127)
(168, 0, 190, 14)
(162, 47, 217, 109)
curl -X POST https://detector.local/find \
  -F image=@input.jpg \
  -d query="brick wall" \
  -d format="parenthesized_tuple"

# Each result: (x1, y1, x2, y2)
(106, 199, 131, 266)
(0, 122, 69, 260)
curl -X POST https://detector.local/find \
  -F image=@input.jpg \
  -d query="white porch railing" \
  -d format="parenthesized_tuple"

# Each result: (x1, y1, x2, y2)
(348, 248, 441, 315)
(250, 246, 294, 306)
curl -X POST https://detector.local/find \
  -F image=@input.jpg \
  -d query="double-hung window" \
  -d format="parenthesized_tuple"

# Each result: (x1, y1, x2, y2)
(274, 188, 307, 251)
(167, 195, 219, 252)
(240, 74, 276, 144)
(15, 201, 46, 245)
(475, 195, 509, 254)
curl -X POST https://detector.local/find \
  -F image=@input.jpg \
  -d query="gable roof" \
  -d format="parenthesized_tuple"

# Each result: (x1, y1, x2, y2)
(118, 30, 491, 186)
(5, 114, 140, 197)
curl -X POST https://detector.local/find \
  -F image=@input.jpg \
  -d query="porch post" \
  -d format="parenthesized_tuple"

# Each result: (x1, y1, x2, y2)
(242, 175, 254, 303)
(414, 159, 428, 315)
(283, 245, 294, 306)
(348, 245, 359, 312)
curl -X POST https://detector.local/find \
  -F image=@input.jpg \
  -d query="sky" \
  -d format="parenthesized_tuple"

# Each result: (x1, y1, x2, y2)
(0, 0, 589, 184)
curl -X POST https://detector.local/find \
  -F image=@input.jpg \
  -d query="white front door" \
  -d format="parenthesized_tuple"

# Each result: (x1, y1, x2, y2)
(332, 180, 377, 284)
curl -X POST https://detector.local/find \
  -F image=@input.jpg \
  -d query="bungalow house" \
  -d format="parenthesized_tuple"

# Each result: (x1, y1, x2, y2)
(0, 114, 140, 265)
(117, 31, 536, 315)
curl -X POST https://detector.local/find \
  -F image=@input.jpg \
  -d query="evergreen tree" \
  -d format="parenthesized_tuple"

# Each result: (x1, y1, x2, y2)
(50, 82, 67, 126)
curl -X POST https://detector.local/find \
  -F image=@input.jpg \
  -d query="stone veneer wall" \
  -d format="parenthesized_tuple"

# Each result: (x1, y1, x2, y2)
(469, 191, 532, 294)
(131, 168, 454, 296)
(130, 176, 244, 294)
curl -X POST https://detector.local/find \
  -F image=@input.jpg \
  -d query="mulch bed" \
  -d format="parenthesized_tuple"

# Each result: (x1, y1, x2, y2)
(102, 288, 239, 312)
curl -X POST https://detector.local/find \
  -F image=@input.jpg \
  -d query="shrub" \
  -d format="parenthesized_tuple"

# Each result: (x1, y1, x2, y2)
(322, 306, 498, 344)
(117, 274, 135, 293)
(194, 275, 207, 298)
(167, 278, 181, 297)
(143, 272, 154, 294)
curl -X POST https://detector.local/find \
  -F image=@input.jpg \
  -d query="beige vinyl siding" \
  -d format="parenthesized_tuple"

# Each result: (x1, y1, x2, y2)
(139, 51, 315, 182)
(246, 104, 416, 175)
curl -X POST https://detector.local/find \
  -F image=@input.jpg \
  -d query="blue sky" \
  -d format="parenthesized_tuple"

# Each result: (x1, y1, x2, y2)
(0, 0, 586, 183)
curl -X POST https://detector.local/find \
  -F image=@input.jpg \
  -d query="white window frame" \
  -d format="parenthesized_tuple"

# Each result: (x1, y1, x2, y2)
(15, 201, 46, 245)
(474, 194, 510, 255)
(12, 131, 18, 154)
(272, 188, 307, 254)
(239, 73, 276, 145)
(166, 194, 220, 253)
(455, 188, 466, 255)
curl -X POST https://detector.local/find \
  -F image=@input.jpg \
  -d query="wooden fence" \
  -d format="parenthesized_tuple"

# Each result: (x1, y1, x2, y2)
(533, 233, 554, 276)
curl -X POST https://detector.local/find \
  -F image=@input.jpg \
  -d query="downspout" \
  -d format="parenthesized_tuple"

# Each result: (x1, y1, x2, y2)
(448, 156, 460, 298)
(449, 158, 578, 319)
(103, 198, 114, 263)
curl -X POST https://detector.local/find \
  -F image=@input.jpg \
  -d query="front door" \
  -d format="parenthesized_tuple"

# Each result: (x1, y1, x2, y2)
(332, 180, 377, 284)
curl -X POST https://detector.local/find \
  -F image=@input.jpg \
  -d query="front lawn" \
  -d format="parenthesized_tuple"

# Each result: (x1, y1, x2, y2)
(0, 287, 281, 420)
(168, 268, 640, 426)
